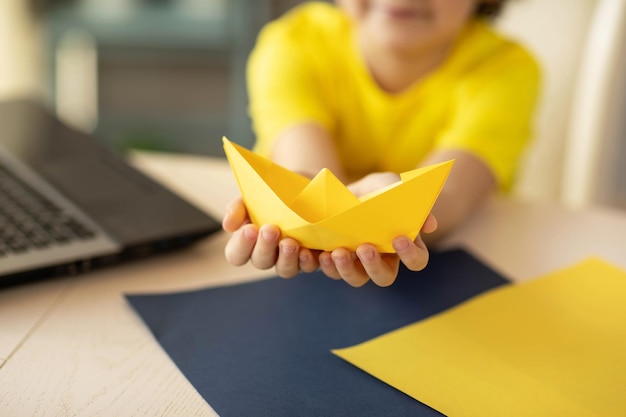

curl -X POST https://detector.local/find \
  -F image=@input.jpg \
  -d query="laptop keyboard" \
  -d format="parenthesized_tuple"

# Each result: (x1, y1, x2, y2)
(0, 163, 96, 257)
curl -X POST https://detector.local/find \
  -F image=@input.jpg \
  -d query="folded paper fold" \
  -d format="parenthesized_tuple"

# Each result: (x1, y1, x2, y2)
(223, 137, 453, 252)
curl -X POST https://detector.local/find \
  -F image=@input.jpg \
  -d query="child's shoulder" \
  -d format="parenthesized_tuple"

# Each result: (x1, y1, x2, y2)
(455, 20, 540, 75)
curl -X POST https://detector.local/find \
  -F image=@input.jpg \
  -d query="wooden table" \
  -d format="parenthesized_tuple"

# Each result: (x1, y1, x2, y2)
(1, 152, 625, 417)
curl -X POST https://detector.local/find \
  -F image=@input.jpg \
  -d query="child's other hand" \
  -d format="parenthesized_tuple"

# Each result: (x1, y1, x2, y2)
(222, 198, 320, 277)
(347, 172, 400, 197)
(319, 213, 437, 287)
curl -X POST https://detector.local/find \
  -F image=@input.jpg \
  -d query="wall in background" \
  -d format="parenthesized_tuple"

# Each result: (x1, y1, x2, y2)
(44, 0, 305, 156)
(497, 0, 626, 210)
(0, 0, 310, 156)
(0, 1, 46, 100)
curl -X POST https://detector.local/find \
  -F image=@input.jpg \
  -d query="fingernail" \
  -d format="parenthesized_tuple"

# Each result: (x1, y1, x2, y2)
(299, 251, 309, 263)
(280, 243, 297, 255)
(261, 227, 279, 241)
(393, 237, 410, 251)
(243, 226, 257, 240)
(358, 248, 375, 262)
(332, 254, 348, 266)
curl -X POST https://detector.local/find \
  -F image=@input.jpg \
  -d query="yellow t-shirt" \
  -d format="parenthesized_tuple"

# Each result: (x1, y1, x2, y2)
(247, 2, 541, 189)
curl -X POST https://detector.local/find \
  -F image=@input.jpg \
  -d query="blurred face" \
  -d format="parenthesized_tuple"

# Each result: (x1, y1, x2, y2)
(337, 0, 486, 56)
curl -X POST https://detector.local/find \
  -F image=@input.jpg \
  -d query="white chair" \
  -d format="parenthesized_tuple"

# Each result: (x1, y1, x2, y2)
(0, 1, 44, 100)
(496, 0, 626, 209)
(560, 0, 626, 208)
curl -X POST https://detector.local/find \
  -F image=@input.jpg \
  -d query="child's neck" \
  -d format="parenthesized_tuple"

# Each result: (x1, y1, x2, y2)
(362, 41, 452, 95)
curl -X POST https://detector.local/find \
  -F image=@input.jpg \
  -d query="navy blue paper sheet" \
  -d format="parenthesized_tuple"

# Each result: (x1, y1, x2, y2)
(127, 248, 508, 417)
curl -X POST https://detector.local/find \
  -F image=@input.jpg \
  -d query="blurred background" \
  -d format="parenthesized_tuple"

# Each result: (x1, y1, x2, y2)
(0, 0, 624, 210)
(0, 0, 306, 156)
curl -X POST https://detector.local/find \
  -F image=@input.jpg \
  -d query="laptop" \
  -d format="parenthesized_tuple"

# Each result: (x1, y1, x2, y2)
(0, 98, 222, 287)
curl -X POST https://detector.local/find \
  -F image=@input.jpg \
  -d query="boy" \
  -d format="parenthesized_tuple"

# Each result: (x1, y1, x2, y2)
(223, 0, 540, 287)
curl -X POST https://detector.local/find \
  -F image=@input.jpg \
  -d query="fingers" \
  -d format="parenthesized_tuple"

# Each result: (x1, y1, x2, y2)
(275, 238, 300, 278)
(224, 223, 280, 269)
(275, 246, 323, 278)
(275, 242, 320, 278)
(330, 249, 369, 287)
(319, 245, 401, 287)
(422, 213, 438, 234)
(356, 245, 400, 287)
(298, 248, 320, 273)
(223, 212, 428, 286)
(250, 224, 281, 269)
(225, 221, 318, 278)
(222, 198, 248, 233)
(225, 231, 419, 287)
(224, 196, 433, 286)
(319, 251, 342, 281)
(224, 223, 258, 266)
(393, 235, 429, 272)
(225, 227, 428, 287)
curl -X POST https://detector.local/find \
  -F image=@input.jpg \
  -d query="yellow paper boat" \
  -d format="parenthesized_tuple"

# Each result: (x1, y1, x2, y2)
(223, 137, 453, 252)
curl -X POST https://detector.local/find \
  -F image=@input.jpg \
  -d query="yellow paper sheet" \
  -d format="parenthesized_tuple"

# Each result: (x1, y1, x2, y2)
(222, 137, 453, 252)
(333, 258, 626, 417)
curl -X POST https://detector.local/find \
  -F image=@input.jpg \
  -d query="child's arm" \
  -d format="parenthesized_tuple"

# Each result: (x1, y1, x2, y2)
(270, 123, 348, 182)
(419, 148, 497, 243)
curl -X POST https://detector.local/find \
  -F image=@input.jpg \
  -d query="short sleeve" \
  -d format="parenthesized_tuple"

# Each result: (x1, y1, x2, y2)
(435, 45, 542, 190)
(246, 11, 336, 157)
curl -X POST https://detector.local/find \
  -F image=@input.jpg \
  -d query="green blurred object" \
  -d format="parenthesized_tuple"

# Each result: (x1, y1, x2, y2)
(114, 128, 173, 153)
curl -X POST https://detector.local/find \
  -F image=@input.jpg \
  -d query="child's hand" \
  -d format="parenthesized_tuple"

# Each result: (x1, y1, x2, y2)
(347, 171, 401, 197)
(222, 198, 320, 277)
(318, 213, 436, 287)
(318, 172, 437, 287)
(222, 197, 436, 287)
